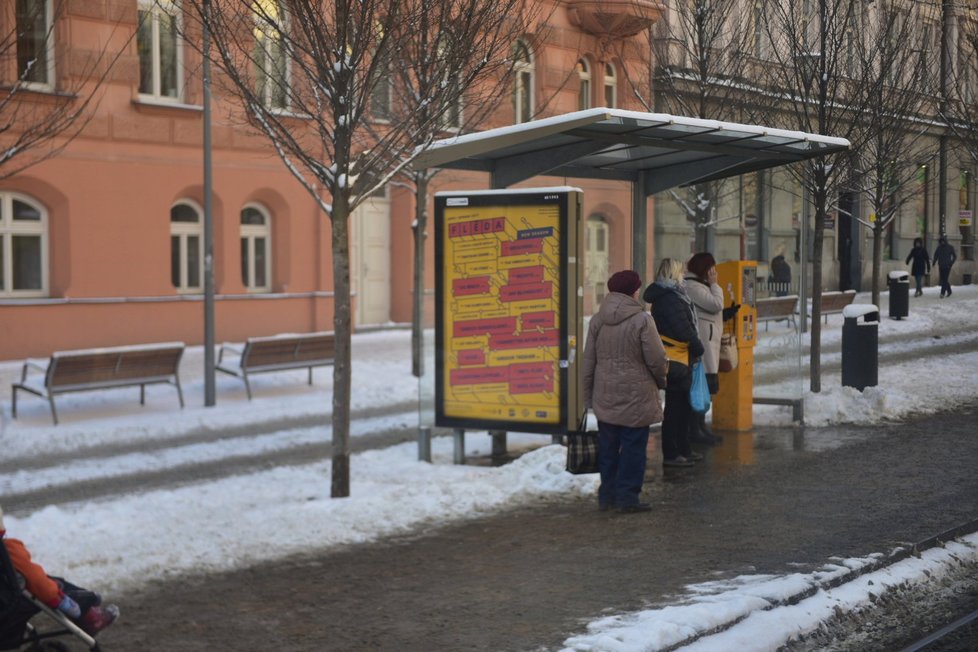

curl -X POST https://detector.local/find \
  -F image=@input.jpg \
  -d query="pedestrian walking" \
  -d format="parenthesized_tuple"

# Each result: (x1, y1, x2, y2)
(905, 237, 930, 297)
(582, 270, 668, 514)
(932, 236, 957, 298)
(643, 259, 705, 468)
(684, 252, 740, 445)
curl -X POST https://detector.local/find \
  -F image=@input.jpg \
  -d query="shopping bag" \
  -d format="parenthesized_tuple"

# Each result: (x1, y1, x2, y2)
(565, 412, 599, 474)
(689, 361, 712, 413)
(718, 332, 738, 372)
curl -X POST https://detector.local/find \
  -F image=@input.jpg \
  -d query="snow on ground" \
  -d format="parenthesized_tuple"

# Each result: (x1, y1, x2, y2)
(1, 284, 977, 651)
(562, 531, 978, 652)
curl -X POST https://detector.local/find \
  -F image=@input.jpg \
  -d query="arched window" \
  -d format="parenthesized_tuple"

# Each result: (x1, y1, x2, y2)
(604, 62, 617, 108)
(513, 40, 534, 124)
(577, 58, 591, 110)
(241, 204, 272, 291)
(170, 201, 202, 292)
(0, 193, 48, 297)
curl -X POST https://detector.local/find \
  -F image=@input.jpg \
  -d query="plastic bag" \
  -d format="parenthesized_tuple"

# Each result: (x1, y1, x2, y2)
(689, 360, 711, 413)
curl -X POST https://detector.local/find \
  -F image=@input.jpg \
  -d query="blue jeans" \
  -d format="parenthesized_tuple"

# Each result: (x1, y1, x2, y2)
(597, 422, 650, 508)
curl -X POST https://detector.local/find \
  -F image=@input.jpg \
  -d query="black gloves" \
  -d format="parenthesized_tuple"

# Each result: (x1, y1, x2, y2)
(722, 302, 740, 321)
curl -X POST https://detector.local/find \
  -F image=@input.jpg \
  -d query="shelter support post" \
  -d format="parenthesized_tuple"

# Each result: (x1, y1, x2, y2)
(418, 426, 432, 462)
(632, 171, 648, 279)
(453, 428, 466, 465)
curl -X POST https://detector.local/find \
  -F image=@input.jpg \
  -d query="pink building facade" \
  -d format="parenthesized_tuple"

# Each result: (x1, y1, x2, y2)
(0, 1, 660, 360)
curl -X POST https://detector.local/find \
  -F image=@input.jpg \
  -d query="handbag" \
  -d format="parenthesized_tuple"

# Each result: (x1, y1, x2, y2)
(565, 411, 599, 474)
(689, 361, 712, 413)
(718, 332, 738, 373)
(660, 334, 690, 365)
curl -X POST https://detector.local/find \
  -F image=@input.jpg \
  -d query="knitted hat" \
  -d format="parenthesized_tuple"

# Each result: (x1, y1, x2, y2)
(607, 270, 642, 296)
(686, 252, 716, 279)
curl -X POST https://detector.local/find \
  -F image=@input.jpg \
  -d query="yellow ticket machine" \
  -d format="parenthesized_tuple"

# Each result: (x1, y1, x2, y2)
(713, 260, 757, 431)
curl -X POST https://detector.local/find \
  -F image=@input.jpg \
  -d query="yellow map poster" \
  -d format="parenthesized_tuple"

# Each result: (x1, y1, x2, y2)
(436, 190, 579, 432)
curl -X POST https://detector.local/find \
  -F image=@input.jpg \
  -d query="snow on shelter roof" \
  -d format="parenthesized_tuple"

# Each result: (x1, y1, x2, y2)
(414, 108, 849, 191)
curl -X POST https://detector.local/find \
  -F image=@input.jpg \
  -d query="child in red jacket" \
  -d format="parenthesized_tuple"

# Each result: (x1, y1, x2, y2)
(0, 505, 119, 636)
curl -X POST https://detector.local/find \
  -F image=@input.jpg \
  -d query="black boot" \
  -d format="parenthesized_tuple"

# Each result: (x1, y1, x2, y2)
(689, 412, 721, 445)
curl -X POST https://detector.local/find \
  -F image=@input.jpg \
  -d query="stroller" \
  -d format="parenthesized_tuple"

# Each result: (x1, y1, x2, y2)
(0, 534, 101, 652)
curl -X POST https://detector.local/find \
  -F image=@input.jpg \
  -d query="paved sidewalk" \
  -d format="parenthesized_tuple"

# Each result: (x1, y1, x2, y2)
(97, 399, 978, 651)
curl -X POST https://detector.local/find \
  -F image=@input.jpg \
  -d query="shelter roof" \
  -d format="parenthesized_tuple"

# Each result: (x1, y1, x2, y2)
(413, 108, 850, 193)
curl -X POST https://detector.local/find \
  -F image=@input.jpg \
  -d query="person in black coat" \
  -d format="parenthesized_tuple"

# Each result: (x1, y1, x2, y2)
(932, 236, 957, 298)
(643, 258, 704, 468)
(905, 237, 930, 297)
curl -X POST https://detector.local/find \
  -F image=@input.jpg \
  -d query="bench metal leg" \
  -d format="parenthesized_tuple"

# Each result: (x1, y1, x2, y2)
(11, 385, 17, 419)
(48, 395, 59, 426)
(308, 367, 313, 385)
(140, 384, 146, 405)
(243, 372, 253, 400)
(174, 377, 185, 408)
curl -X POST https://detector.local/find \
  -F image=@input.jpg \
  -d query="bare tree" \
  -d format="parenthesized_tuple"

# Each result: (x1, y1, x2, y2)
(848, 2, 937, 307)
(0, 2, 125, 180)
(183, 0, 534, 496)
(370, 4, 546, 379)
(623, 0, 748, 251)
(747, 0, 872, 392)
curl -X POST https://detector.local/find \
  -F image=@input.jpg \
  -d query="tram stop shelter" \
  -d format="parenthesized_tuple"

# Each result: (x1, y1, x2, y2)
(412, 107, 849, 461)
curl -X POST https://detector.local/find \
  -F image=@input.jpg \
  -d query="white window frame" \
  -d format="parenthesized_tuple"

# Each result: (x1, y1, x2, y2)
(0, 192, 49, 298)
(137, 0, 183, 101)
(603, 62, 617, 108)
(254, 1, 290, 112)
(16, 0, 55, 90)
(577, 58, 591, 110)
(513, 40, 534, 124)
(240, 203, 272, 292)
(585, 216, 609, 308)
(170, 200, 203, 293)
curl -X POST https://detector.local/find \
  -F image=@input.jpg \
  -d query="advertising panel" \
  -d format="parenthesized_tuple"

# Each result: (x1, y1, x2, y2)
(434, 188, 582, 434)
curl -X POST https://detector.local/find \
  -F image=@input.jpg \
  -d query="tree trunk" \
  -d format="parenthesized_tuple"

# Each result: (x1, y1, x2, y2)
(809, 185, 827, 393)
(871, 224, 883, 308)
(330, 192, 353, 498)
(411, 172, 429, 378)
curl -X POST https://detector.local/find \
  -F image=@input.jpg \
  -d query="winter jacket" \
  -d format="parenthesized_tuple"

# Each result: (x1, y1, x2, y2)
(583, 292, 667, 428)
(932, 242, 957, 269)
(1, 533, 64, 608)
(684, 275, 724, 374)
(642, 281, 705, 362)
(905, 246, 930, 277)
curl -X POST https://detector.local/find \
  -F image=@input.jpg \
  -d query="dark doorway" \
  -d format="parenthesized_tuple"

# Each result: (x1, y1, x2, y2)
(837, 192, 859, 291)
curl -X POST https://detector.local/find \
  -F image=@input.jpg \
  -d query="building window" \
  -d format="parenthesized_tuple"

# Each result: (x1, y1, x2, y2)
(240, 204, 271, 291)
(513, 40, 534, 124)
(170, 201, 202, 292)
(603, 63, 617, 108)
(15, 0, 54, 88)
(577, 58, 591, 110)
(254, 1, 289, 110)
(0, 193, 48, 297)
(585, 216, 609, 312)
(138, 0, 181, 100)
(370, 53, 392, 122)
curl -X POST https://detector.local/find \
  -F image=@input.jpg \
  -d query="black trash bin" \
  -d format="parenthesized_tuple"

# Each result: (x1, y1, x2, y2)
(888, 271, 909, 319)
(842, 304, 879, 391)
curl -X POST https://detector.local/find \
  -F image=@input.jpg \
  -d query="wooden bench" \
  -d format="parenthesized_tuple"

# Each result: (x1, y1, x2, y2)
(756, 295, 799, 331)
(814, 289, 857, 323)
(11, 342, 185, 425)
(216, 332, 335, 399)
